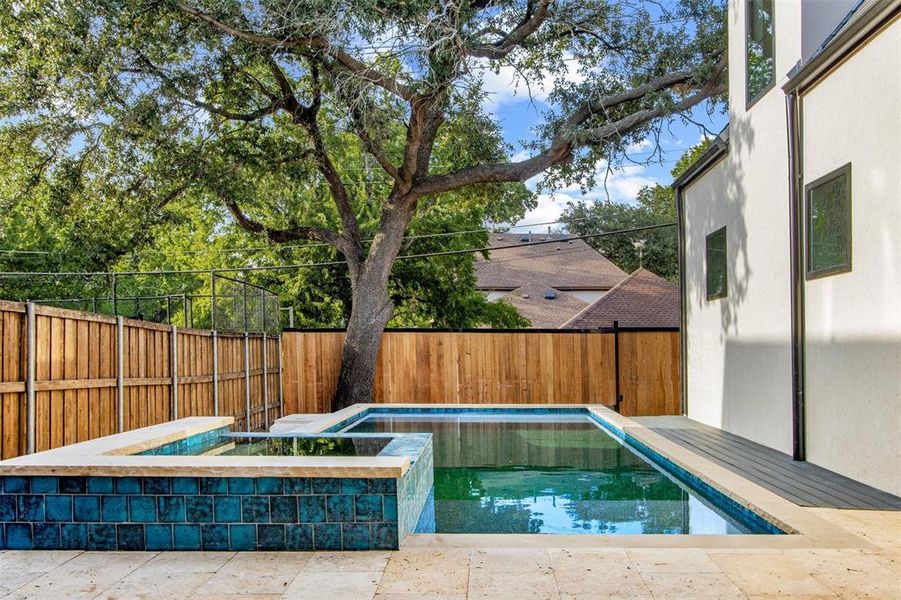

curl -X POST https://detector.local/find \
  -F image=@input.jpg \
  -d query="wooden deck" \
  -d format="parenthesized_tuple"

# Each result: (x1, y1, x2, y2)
(632, 416, 901, 510)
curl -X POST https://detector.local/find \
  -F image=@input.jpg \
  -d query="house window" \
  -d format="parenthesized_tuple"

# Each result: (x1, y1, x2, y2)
(706, 226, 727, 300)
(807, 164, 852, 278)
(746, 0, 775, 104)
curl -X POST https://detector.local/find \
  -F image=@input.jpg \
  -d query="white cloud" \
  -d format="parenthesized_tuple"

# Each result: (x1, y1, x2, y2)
(510, 192, 571, 231)
(474, 56, 585, 113)
(519, 162, 661, 223)
(626, 138, 653, 153)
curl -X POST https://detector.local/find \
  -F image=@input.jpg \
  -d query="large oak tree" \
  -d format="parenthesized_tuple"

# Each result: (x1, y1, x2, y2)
(0, 0, 726, 409)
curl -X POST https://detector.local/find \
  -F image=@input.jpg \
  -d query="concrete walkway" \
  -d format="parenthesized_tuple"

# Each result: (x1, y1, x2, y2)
(0, 507, 898, 599)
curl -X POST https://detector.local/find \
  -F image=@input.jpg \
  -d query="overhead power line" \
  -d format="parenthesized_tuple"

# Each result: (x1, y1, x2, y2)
(0, 222, 675, 279)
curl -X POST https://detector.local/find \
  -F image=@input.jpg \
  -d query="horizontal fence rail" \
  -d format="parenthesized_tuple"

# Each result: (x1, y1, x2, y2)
(0, 300, 282, 460)
(281, 329, 680, 417)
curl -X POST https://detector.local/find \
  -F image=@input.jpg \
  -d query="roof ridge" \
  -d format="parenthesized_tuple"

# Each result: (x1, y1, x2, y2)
(558, 268, 673, 329)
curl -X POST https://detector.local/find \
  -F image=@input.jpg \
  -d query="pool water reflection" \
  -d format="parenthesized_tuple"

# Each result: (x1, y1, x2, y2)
(345, 414, 757, 534)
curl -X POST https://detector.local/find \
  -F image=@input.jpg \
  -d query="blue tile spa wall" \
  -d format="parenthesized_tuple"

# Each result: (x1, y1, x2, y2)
(0, 475, 403, 551)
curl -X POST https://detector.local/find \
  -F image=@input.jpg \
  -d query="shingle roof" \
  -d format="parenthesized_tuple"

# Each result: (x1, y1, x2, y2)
(475, 233, 627, 290)
(561, 268, 679, 329)
(499, 283, 588, 329)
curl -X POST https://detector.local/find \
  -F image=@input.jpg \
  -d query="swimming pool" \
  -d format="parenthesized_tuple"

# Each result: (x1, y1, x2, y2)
(336, 409, 782, 535)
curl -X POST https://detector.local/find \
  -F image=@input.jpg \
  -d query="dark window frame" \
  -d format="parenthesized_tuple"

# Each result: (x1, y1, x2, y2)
(806, 163, 852, 280)
(705, 226, 728, 300)
(746, 0, 776, 108)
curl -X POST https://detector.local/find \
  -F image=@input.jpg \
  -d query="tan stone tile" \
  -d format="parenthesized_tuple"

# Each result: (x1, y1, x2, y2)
(548, 548, 648, 598)
(191, 596, 282, 600)
(744, 595, 839, 599)
(468, 568, 559, 600)
(708, 552, 834, 597)
(374, 594, 465, 600)
(642, 572, 746, 599)
(305, 551, 391, 572)
(140, 551, 235, 573)
(549, 547, 636, 577)
(0, 550, 82, 573)
(470, 548, 551, 569)
(94, 570, 212, 599)
(283, 570, 382, 599)
(627, 548, 722, 574)
(193, 552, 307, 596)
(787, 549, 901, 598)
(468, 550, 557, 599)
(376, 550, 469, 596)
(0, 571, 44, 596)
(5, 552, 154, 600)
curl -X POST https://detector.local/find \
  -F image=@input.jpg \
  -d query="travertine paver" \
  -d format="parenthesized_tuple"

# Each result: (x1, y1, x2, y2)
(375, 549, 470, 596)
(283, 570, 383, 599)
(468, 549, 559, 599)
(194, 552, 307, 596)
(0, 509, 899, 599)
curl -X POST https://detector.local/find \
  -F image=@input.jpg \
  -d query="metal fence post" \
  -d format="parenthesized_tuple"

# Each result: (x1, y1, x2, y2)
(116, 316, 125, 432)
(171, 324, 179, 420)
(212, 330, 219, 416)
(261, 290, 269, 427)
(262, 332, 269, 429)
(210, 271, 216, 330)
(613, 320, 622, 413)
(111, 274, 118, 317)
(243, 332, 251, 431)
(25, 302, 36, 454)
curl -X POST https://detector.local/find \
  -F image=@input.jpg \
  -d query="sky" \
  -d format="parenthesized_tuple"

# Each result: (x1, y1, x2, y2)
(478, 63, 728, 232)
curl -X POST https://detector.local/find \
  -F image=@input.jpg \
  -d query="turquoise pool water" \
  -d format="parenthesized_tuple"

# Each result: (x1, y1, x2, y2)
(344, 413, 774, 534)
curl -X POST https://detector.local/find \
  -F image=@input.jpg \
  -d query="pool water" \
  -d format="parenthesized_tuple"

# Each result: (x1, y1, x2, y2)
(345, 414, 764, 534)
(147, 435, 392, 457)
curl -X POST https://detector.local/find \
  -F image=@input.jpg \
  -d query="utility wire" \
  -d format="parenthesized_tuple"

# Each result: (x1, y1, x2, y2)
(0, 222, 675, 278)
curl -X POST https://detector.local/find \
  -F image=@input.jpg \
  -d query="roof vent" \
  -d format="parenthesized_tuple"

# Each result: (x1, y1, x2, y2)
(568, 240, 574, 244)
(544, 290, 557, 300)
(496, 236, 504, 241)
(521, 293, 530, 299)
(556, 246, 561, 251)
(519, 235, 529, 242)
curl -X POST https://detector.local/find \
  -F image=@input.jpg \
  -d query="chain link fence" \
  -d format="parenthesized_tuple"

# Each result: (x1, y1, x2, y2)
(3, 271, 281, 334)
(211, 273, 280, 334)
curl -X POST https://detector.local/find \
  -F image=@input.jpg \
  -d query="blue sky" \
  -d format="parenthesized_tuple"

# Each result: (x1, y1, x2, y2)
(478, 65, 728, 231)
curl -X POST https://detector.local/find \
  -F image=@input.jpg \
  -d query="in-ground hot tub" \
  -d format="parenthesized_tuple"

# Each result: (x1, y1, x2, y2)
(0, 417, 432, 551)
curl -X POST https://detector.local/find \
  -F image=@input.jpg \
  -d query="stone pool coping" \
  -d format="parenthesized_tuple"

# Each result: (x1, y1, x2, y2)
(273, 403, 872, 549)
(0, 417, 410, 479)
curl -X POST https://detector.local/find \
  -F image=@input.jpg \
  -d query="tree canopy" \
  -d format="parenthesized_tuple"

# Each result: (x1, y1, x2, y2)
(561, 138, 713, 280)
(0, 0, 727, 407)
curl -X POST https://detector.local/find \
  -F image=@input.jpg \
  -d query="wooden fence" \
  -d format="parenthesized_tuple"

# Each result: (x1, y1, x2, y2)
(282, 329, 680, 417)
(0, 300, 282, 460)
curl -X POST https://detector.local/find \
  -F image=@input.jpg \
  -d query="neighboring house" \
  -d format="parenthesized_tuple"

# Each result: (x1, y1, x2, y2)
(475, 233, 627, 304)
(674, 0, 899, 495)
(562, 268, 679, 330)
(499, 283, 587, 329)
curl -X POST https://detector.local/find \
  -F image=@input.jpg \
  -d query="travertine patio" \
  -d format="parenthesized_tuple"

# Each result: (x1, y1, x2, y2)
(1, 505, 898, 599)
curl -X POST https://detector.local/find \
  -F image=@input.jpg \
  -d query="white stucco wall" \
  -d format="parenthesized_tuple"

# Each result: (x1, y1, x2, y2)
(799, 21, 901, 496)
(682, 0, 802, 454)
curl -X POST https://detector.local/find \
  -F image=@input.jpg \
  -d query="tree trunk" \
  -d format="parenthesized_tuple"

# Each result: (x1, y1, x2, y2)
(332, 276, 393, 410)
(331, 204, 411, 411)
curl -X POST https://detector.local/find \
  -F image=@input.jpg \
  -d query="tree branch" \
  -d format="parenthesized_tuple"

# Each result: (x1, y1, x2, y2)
(350, 107, 400, 180)
(412, 69, 724, 198)
(467, 0, 553, 59)
(221, 195, 345, 249)
(278, 61, 364, 253)
(178, 2, 416, 101)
